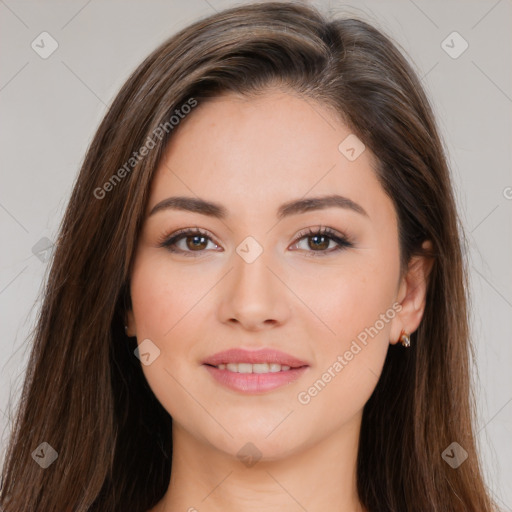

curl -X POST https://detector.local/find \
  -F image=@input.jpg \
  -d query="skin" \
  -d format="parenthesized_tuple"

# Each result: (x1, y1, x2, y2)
(126, 89, 432, 512)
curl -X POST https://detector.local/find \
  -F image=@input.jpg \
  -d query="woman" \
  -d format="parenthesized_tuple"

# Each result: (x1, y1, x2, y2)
(0, 2, 499, 511)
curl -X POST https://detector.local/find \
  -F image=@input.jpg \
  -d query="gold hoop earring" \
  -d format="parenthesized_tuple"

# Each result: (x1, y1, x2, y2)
(399, 329, 411, 348)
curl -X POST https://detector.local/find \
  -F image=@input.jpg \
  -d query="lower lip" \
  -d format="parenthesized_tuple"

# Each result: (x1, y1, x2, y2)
(203, 365, 309, 393)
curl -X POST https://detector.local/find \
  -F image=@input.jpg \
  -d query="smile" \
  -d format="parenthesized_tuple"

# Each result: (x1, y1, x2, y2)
(213, 362, 292, 373)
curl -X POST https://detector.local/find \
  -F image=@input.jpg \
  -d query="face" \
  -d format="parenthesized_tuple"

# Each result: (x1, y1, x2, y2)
(127, 89, 405, 459)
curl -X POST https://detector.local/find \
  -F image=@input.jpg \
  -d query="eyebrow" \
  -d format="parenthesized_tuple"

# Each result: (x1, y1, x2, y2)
(148, 194, 369, 219)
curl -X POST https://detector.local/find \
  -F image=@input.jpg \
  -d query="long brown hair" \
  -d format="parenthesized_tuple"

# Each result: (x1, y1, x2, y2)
(0, 2, 498, 511)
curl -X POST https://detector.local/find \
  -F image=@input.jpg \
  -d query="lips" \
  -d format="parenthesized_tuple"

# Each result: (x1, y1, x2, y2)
(202, 348, 310, 393)
(202, 348, 309, 369)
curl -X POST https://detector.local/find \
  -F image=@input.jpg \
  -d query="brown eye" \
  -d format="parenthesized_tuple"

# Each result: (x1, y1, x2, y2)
(307, 234, 330, 251)
(160, 228, 220, 256)
(291, 227, 353, 257)
(185, 234, 209, 251)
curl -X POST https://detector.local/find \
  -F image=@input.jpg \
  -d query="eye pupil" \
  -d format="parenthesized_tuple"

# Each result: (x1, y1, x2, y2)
(187, 235, 208, 250)
(309, 235, 329, 250)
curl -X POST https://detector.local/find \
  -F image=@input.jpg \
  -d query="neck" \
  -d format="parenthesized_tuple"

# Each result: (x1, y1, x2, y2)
(151, 412, 366, 512)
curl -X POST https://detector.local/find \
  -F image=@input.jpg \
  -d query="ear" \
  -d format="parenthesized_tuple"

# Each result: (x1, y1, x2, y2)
(389, 240, 434, 345)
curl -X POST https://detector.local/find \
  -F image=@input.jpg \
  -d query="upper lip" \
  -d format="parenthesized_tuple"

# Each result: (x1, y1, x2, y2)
(202, 348, 309, 368)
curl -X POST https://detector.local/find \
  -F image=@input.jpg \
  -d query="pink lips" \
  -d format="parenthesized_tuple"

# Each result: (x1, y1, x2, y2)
(202, 348, 309, 368)
(202, 348, 309, 393)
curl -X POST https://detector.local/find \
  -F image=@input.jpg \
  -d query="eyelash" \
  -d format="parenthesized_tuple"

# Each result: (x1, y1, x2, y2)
(158, 226, 353, 258)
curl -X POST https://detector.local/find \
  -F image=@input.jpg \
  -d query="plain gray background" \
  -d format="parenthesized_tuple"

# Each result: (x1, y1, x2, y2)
(0, 0, 511, 507)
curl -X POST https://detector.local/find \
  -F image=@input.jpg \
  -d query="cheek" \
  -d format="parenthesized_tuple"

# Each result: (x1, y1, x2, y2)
(338, 264, 396, 341)
(129, 254, 191, 364)
(290, 252, 399, 409)
(129, 252, 208, 340)
(128, 255, 210, 427)
(292, 284, 393, 431)
(294, 255, 399, 352)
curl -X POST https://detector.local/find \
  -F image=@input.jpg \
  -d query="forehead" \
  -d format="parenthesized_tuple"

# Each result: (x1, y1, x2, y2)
(147, 90, 389, 223)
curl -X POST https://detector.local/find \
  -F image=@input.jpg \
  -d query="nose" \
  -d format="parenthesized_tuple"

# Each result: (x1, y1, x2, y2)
(217, 245, 292, 331)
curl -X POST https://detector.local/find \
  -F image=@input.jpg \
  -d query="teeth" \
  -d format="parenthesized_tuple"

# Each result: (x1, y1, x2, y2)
(238, 363, 252, 374)
(215, 363, 293, 373)
(253, 363, 269, 374)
